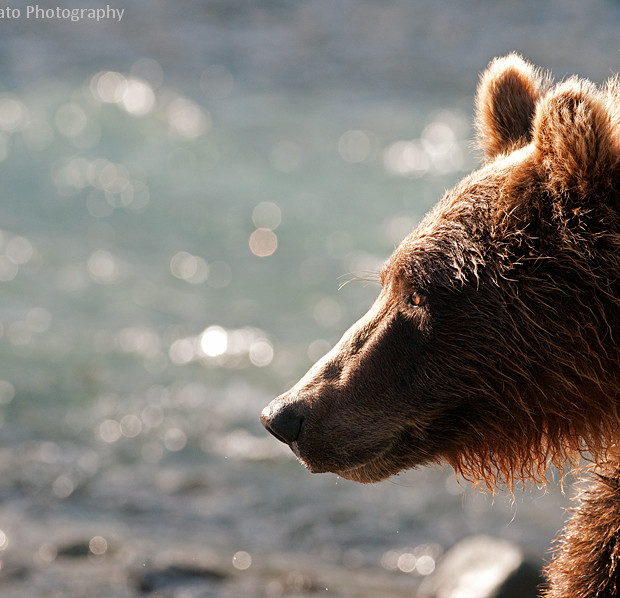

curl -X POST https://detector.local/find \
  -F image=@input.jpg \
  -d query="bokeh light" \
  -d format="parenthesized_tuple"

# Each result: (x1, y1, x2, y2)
(0, 530, 8, 551)
(168, 324, 275, 369)
(338, 129, 371, 163)
(89, 536, 108, 556)
(163, 427, 187, 452)
(7, 236, 34, 264)
(88, 250, 121, 284)
(249, 228, 278, 257)
(120, 78, 156, 115)
(90, 71, 127, 103)
(313, 297, 342, 328)
(0, 255, 18, 282)
(232, 550, 252, 571)
(383, 111, 468, 178)
(52, 475, 75, 498)
(99, 419, 122, 443)
(0, 93, 25, 131)
(252, 201, 281, 230)
(170, 251, 209, 284)
(120, 414, 142, 438)
(167, 97, 210, 139)
(248, 339, 274, 367)
(199, 326, 228, 358)
(307, 339, 331, 363)
(380, 544, 442, 576)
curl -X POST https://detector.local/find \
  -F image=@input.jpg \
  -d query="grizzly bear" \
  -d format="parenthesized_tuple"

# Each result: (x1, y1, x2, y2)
(261, 54, 620, 597)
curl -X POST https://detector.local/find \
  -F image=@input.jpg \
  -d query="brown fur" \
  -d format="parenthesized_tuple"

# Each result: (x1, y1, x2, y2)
(261, 55, 620, 597)
(544, 467, 620, 597)
(476, 53, 548, 159)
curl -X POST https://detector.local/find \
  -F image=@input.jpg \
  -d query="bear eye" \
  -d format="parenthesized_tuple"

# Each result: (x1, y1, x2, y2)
(407, 291, 427, 308)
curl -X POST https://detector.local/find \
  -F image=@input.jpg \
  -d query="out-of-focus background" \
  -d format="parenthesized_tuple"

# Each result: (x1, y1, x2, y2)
(0, 1, 618, 596)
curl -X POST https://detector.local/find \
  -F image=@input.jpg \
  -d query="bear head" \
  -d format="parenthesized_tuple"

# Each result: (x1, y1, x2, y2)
(261, 54, 620, 489)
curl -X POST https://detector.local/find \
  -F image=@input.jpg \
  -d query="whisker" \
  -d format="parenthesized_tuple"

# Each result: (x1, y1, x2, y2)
(337, 271, 381, 291)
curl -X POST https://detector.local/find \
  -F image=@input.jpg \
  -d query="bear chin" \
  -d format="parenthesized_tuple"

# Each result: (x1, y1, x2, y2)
(336, 463, 397, 484)
(335, 450, 418, 484)
(295, 443, 400, 483)
(307, 437, 425, 484)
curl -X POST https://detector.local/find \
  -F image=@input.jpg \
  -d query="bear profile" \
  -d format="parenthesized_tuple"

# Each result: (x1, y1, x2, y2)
(261, 54, 620, 597)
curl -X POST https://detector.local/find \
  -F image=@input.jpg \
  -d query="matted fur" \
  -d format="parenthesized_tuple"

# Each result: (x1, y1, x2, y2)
(262, 55, 620, 597)
(544, 468, 620, 597)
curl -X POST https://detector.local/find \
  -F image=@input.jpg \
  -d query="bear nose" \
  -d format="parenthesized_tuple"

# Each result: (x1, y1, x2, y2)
(260, 400, 304, 445)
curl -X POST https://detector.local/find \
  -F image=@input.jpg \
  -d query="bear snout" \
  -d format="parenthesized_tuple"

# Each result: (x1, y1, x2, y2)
(260, 399, 305, 445)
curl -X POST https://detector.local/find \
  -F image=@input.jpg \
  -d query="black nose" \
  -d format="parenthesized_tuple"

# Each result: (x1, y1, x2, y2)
(260, 400, 304, 445)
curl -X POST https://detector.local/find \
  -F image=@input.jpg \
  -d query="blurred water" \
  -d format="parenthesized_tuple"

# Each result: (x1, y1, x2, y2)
(0, 1, 618, 596)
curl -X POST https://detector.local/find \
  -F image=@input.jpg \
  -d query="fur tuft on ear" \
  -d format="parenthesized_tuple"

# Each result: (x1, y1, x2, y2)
(475, 53, 546, 160)
(533, 78, 619, 198)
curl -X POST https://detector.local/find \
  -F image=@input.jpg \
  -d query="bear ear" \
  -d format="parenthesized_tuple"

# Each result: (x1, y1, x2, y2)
(533, 78, 619, 197)
(475, 54, 546, 160)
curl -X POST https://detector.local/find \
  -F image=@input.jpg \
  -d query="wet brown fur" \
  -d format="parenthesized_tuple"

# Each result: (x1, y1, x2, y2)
(261, 55, 620, 597)
(544, 468, 620, 597)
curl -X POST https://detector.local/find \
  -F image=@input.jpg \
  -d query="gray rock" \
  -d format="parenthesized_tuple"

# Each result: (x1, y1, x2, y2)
(135, 564, 228, 595)
(418, 535, 543, 598)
